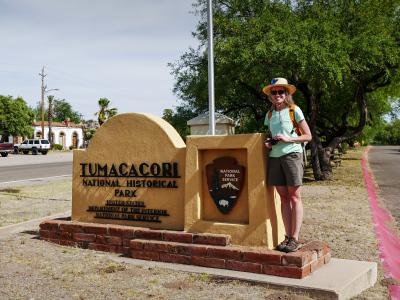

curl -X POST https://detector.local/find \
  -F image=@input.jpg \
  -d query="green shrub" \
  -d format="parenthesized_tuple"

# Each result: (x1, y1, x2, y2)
(338, 143, 347, 154)
(53, 144, 63, 150)
(85, 129, 97, 140)
(69, 145, 74, 150)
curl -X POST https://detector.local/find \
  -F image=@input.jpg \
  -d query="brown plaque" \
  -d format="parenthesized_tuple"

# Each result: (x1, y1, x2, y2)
(205, 156, 245, 214)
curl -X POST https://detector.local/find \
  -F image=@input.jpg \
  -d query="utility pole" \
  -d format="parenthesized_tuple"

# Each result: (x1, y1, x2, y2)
(41, 67, 45, 139)
(39, 67, 58, 140)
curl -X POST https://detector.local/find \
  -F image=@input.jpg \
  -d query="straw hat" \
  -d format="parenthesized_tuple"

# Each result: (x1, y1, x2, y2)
(263, 78, 296, 95)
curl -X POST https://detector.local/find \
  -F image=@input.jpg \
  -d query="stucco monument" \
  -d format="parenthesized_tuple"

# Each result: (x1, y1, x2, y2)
(72, 112, 284, 248)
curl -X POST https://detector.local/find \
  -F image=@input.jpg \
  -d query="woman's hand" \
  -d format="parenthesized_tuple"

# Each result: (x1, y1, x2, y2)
(273, 134, 290, 143)
(264, 140, 272, 149)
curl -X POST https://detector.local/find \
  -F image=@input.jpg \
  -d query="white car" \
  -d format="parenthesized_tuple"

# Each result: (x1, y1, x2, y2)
(16, 139, 51, 155)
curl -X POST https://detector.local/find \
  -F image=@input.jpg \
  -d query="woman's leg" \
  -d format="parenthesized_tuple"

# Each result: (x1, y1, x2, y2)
(288, 186, 303, 240)
(275, 186, 292, 237)
(276, 185, 303, 240)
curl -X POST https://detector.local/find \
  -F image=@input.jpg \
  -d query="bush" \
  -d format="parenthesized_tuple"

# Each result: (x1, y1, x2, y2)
(53, 144, 63, 150)
(85, 129, 97, 141)
(69, 145, 74, 150)
(338, 143, 348, 154)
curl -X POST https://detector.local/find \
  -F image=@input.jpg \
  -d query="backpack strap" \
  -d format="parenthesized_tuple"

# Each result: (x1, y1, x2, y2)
(269, 106, 302, 136)
(289, 105, 302, 136)
(268, 110, 273, 120)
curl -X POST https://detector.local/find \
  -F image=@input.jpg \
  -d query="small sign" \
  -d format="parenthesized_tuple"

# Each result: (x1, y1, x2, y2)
(205, 157, 245, 214)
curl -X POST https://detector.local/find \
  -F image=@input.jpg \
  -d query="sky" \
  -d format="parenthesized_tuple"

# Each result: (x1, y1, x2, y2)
(0, 0, 201, 121)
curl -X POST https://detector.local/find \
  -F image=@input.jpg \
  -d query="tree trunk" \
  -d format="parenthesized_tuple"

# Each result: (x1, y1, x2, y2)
(309, 134, 334, 181)
(292, 73, 382, 181)
(292, 75, 334, 180)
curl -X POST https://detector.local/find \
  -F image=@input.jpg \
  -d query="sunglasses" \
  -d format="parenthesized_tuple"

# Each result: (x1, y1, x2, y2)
(271, 90, 285, 95)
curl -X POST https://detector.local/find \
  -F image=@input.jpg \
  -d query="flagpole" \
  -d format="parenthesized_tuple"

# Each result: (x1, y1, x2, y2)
(207, 0, 215, 135)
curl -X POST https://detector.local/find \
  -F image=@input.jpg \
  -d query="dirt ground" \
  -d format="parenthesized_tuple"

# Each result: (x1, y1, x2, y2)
(0, 147, 397, 299)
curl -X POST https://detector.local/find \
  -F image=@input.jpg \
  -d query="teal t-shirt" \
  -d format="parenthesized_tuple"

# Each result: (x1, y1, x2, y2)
(264, 106, 305, 157)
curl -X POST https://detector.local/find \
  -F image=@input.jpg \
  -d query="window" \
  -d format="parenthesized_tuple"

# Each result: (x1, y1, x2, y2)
(34, 140, 40, 144)
(22, 140, 28, 145)
(41, 140, 50, 144)
(28, 140, 34, 144)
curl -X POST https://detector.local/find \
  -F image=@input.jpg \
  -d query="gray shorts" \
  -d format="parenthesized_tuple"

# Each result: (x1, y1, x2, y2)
(267, 152, 304, 186)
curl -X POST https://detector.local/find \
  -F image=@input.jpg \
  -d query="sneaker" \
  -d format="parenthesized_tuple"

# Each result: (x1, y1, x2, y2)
(276, 235, 289, 251)
(283, 237, 302, 253)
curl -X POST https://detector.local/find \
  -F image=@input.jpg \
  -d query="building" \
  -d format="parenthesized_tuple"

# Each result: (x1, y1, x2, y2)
(13, 118, 84, 149)
(187, 112, 236, 135)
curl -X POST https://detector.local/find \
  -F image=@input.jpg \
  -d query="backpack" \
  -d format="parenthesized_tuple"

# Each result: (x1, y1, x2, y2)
(268, 105, 302, 136)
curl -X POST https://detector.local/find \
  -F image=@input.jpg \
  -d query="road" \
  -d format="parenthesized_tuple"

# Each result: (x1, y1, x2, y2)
(368, 145, 400, 225)
(0, 152, 73, 188)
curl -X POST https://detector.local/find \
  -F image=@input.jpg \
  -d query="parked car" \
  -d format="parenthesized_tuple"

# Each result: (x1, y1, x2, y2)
(0, 142, 14, 157)
(15, 139, 51, 155)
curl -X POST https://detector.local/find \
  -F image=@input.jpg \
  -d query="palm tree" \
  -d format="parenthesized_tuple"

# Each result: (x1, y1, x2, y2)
(94, 98, 118, 126)
(48, 95, 54, 144)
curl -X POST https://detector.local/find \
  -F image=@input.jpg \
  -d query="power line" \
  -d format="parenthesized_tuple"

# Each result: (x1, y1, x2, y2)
(49, 74, 157, 101)
(0, 64, 174, 106)
(0, 64, 163, 101)
(45, 67, 160, 101)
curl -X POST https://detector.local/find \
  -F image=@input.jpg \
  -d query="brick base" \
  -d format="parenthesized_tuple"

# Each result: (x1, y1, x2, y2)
(39, 218, 330, 279)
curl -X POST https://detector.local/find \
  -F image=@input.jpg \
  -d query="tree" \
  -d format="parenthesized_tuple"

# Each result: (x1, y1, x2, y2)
(374, 119, 400, 145)
(33, 99, 83, 124)
(48, 95, 54, 144)
(169, 0, 400, 180)
(0, 95, 35, 142)
(52, 99, 83, 123)
(94, 98, 117, 126)
(162, 107, 198, 141)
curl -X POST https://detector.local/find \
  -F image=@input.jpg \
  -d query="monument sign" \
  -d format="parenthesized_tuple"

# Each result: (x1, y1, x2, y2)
(72, 113, 284, 247)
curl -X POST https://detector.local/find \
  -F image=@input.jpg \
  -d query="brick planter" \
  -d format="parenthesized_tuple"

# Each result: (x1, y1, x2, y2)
(39, 219, 330, 279)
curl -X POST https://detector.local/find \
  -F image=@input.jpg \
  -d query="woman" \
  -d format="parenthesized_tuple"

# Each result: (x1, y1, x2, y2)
(263, 78, 312, 253)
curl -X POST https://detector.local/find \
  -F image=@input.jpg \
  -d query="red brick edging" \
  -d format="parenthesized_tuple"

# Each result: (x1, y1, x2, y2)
(39, 218, 330, 279)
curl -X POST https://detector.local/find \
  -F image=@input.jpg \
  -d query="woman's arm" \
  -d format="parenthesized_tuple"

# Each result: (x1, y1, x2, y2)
(273, 119, 312, 143)
(264, 127, 273, 148)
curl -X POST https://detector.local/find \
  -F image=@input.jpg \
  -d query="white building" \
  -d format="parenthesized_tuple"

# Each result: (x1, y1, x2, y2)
(29, 118, 84, 149)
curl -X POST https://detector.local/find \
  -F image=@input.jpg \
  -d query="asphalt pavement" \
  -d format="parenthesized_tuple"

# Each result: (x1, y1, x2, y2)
(367, 145, 400, 225)
(0, 151, 73, 188)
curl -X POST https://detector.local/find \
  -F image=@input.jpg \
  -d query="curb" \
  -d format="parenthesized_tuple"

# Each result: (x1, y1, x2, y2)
(362, 146, 400, 299)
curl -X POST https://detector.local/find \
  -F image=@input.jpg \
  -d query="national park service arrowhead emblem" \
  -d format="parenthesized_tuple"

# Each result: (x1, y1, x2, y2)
(205, 157, 245, 214)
